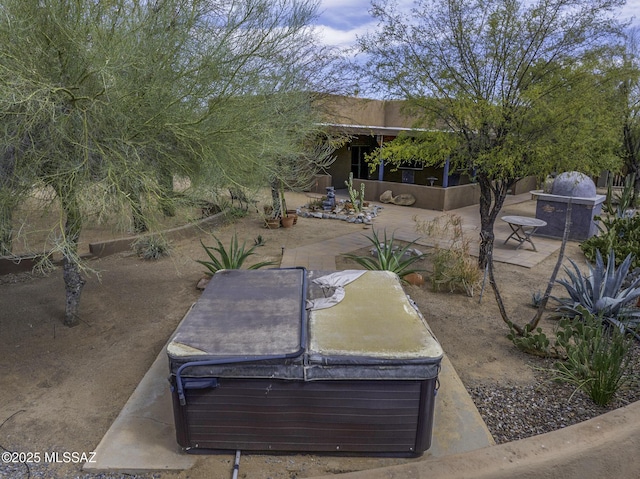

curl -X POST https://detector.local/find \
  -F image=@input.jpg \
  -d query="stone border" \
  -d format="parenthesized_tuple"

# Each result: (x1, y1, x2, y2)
(89, 212, 227, 258)
(0, 212, 228, 275)
(0, 253, 52, 275)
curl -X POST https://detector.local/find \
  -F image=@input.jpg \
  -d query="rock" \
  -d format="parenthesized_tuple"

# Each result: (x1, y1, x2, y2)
(196, 276, 211, 290)
(391, 193, 416, 206)
(380, 190, 394, 203)
(403, 272, 425, 286)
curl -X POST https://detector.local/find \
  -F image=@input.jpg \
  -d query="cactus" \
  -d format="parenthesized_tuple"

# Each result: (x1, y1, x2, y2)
(345, 172, 366, 213)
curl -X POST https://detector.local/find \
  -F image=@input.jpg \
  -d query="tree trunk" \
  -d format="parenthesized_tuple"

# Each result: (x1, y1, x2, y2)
(477, 174, 511, 269)
(0, 200, 13, 255)
(477, 174, 518, 328)
(526, 199, 572, 331)
(131, 193, 148, 234)
(0, 145, 18, 255)
(61, 195, 85, 327)
(62, 248, 85, 327)
(158, 167, 175, 217)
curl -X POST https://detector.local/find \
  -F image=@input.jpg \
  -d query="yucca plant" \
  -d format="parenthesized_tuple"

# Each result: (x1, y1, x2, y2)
(554, 250, 640, 336)
(343, 228, 427, 278)
(197, 233, 276, 275)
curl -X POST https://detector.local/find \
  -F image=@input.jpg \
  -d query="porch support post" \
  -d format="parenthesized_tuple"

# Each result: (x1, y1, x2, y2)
(378, 160, 385, 181)
(377, 135, 385, 181)
(442, 157, 450, 188)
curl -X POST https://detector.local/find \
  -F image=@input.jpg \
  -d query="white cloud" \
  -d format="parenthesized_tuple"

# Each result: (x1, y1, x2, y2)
(620, 2, 640, 26)
(314, 0, 640, 51)
(314, 22, 375, 48)
(316, 0, 374, 31)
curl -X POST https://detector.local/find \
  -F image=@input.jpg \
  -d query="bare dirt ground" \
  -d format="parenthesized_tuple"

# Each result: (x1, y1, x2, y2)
(0, 192, 631, 478)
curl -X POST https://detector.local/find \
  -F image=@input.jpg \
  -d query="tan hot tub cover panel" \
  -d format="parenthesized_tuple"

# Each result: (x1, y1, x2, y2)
(309, 270, 443, 360)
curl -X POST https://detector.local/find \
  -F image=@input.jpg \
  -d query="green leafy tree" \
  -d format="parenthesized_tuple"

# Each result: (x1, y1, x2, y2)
(0, 0, 339, 326)
(359, 0, 626, 333)
(618, 28, 640, 199)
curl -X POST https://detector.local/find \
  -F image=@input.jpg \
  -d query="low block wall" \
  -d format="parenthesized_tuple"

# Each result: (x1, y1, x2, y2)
(512, 176, 538, 195)
(353, 179, 481, 211)
(308, 174, 332, 194)
(0, 253, 52, 275)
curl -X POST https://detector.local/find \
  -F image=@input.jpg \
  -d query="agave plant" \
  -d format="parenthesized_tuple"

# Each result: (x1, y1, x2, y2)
(554, 250, 640, 336)
(197, 233, 276, 275)
(343, 228, 428, 278)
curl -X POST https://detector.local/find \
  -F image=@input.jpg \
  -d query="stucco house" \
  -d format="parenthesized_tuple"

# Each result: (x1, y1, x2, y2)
(312, 95, 536, 211)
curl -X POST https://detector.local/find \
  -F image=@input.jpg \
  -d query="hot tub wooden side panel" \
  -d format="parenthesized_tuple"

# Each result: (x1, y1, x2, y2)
(171, 377, 437, 456)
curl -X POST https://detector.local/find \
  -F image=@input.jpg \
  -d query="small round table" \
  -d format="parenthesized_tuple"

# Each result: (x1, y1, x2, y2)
(501, 216, 547, 251)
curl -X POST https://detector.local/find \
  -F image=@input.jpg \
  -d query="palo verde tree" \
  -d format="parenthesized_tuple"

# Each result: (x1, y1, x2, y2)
(0, 0, 336, 326)
(359, 0, 626, 334)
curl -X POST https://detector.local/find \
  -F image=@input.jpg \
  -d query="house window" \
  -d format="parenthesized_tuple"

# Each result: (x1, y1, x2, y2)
(401, 170, 415, 184)
(350, 145, 371, 179)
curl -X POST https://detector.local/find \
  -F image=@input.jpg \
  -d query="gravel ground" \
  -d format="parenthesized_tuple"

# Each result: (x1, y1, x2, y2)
(468, 343, 640, 445)
(0, 466, 159, 479)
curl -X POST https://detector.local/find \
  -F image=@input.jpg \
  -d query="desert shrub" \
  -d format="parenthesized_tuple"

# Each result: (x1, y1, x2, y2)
(343, 228, 427, 278)
(133, 235, 172, 260)
(414, 213, 481, 297)
(306, 197, 324, 210)
(581, 173, 640, 267)
(551, 310, 634, 406)
(580, 215, 640, 269)
(224, 206, 249, 221)
(431, 246, 481, 296)
(197, 233, 276, 275)
(602, 172, 636, 218)
(510, 309, 635, 405)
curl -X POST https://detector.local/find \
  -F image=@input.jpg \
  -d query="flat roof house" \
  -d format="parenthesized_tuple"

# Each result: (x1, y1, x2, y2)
(313, 95, 536, 210)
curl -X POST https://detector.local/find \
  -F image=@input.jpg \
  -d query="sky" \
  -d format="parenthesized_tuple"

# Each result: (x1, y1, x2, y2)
(314, 0, 640, 50)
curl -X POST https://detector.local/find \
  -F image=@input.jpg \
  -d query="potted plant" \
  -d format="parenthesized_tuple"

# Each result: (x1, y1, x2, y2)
(265, 217, 281, 229)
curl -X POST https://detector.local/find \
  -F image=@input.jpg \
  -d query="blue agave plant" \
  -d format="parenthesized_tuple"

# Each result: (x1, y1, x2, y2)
(554, 250, 640, 336)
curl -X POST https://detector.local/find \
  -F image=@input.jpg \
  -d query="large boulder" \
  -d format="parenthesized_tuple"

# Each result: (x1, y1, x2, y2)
(379, 190, 394, 203)
(392, 193, 416, 206)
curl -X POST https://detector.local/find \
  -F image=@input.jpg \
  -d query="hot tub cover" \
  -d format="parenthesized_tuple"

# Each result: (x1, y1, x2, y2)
(167, 269, 442, 382)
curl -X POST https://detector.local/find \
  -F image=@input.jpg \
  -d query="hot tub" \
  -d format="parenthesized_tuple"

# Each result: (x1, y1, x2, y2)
(167, 268, 442, 456)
